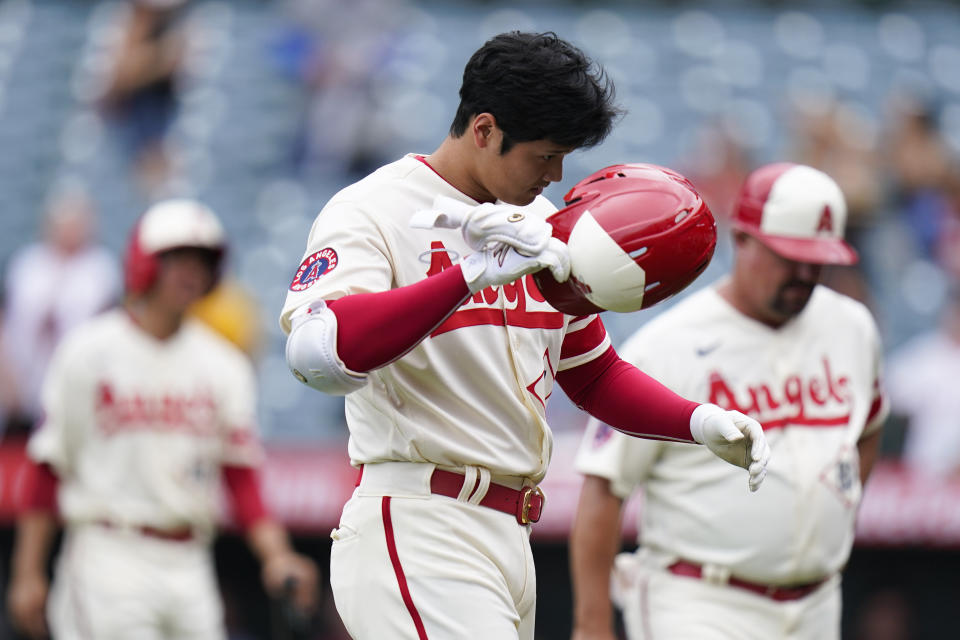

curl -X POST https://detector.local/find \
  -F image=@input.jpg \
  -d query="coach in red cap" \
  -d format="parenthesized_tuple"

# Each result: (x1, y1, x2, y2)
(571, 162, 887, 640)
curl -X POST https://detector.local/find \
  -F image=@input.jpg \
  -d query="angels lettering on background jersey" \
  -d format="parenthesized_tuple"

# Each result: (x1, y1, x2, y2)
(706, 356, 852, 430)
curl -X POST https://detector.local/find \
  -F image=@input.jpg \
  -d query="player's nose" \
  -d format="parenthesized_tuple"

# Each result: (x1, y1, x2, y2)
(544, 156, 564, 183)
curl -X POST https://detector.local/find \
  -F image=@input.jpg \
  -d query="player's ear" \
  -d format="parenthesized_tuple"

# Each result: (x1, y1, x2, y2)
(471, 113, 498, 150)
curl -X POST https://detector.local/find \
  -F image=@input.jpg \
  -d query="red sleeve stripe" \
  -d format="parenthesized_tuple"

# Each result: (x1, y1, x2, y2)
(566, 314, 600, 332)
(862, 392, 889, 436)
(866, 393, 885, 423)
(560, 316, 607, 361)
(558, 334, 611, 372)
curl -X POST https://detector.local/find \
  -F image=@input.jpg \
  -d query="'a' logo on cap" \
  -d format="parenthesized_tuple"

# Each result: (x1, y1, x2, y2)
(817, 205, 834, 233)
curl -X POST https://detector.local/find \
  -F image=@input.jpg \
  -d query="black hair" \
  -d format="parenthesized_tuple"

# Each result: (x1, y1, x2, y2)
(450, 31, 622, 154)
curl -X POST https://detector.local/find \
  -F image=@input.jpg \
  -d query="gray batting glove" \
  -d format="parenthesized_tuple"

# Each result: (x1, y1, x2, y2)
(411, 195, 552, 255)
(461, 238, 570, 293)
(689, 403, 771, 492)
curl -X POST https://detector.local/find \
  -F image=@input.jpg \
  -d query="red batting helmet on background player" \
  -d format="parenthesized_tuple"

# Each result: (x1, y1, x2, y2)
(124, 199, 227, 294)
(533, 163, 717, 315)
(731, 162, 858, 265)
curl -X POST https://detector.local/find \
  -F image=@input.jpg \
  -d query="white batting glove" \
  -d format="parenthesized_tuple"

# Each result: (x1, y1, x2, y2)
(461, 238, 570, 293)
(411, 195, 552, 255)
(689, 403, 771, 492)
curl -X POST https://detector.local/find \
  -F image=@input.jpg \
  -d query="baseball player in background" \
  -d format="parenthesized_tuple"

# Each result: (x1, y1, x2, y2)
(6, 200, 319, 639)
(570, 163, 889, 640)
(279, 31, 770, 640)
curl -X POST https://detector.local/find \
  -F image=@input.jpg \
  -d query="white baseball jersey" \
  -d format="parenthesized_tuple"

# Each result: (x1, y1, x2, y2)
(280, 154, 610, 483)
(1, 242, 119, 418)
(28, 309, 263, 534)
(885, 329, 960, 475)
(575, 283, 888, 584)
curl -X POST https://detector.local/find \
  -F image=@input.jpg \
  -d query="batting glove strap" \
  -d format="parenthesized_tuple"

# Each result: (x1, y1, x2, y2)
(462, 239, 571, 294)
(690, 403, 771, 492)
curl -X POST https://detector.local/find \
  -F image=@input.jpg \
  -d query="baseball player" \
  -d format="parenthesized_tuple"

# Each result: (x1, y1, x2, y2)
(279, 32, 770, 640)
(6, 200, 319, 639)
(570, 163, 889, 640)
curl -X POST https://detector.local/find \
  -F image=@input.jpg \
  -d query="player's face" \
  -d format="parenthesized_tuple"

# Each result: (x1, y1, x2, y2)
(153, 248, 218, 312)
(480, 135, 573, 206)
(735, 234, 821, 326)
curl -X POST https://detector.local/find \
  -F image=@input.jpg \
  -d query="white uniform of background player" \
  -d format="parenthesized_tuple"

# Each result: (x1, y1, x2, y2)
(7, 200, 318, 639)
(570, 164, 889, 640)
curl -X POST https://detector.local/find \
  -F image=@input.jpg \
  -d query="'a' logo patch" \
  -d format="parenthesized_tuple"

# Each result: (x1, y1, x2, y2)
(816, 205, 834, 233)
(290, 248, 338, 291)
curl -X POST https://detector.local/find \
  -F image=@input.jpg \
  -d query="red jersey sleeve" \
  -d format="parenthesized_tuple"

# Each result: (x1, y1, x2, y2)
(222, 465, 270, 530)
(556, 345, 698, 443)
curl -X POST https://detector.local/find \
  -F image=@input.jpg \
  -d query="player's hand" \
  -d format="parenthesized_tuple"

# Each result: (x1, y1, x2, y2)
(261, 549, 321, 615)
(411, 195, 553, 255)
(689, 403, 771, 492)
(7, 570, 50, 639)
(462, 239, 570, 293)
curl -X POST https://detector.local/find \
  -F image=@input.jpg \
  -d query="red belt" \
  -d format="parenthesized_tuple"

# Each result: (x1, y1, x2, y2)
(356, 467, 545, 525)
(668, 560, 828, 602)
(97, 520, 195, 542)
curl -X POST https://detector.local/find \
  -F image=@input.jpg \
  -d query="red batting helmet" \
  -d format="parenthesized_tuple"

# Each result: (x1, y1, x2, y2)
(732, 163, 857, 265)
(124, 199, 226, 294)
(533, 163, 717, 315)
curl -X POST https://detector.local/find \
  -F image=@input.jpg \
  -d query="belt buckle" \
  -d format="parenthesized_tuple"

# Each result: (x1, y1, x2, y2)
(517, 486, 545, 525)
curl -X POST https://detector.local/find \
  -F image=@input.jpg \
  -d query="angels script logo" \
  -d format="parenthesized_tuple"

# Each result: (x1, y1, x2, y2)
(707, 357, 852, 430)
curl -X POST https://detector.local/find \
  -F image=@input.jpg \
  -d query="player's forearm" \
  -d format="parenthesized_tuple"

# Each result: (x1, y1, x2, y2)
(11, 511, 57, 579)
(328, 265, 471, 371)
(570, 475, 624, 635)
(857, 428, 883, 485)
(246, 518, 294, 563)
(557, 347, 698, 443)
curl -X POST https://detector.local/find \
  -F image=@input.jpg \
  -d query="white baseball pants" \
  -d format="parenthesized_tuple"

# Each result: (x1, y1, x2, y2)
(47, 524, 225, 640)
(617, 555, 841, 640)
(330, 462, 538, 639)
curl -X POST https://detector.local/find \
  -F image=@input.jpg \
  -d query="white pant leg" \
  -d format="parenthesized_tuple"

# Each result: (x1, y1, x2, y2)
(47, 525, 225, 640)
(330, 465, 537, 640)
(622, 565, 841, 640)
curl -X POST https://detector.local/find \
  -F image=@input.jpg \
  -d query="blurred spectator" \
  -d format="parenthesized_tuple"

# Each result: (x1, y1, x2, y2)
(276, 0, 411, 180)
(790, 99, 885, 251)
(679, 119, 754, 226)
(934, 168, 960, 280)
(788, 99, 884, 309)
(885, 286, 960, 476)
(0, 185, 120, 440)
(881, 93, 955, 259)
(98, 0, 190, 197)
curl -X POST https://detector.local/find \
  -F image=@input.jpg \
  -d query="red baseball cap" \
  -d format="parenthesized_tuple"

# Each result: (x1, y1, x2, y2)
(731, 163, 858, 265)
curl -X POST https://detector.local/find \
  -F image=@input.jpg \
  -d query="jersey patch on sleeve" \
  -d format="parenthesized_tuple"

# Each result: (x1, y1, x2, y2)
(290, 248, 339, 291)
(593, 422, 615, 448)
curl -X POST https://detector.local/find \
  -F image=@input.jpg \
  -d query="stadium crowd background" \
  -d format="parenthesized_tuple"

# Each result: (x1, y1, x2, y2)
(1, 0, 959, 638)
